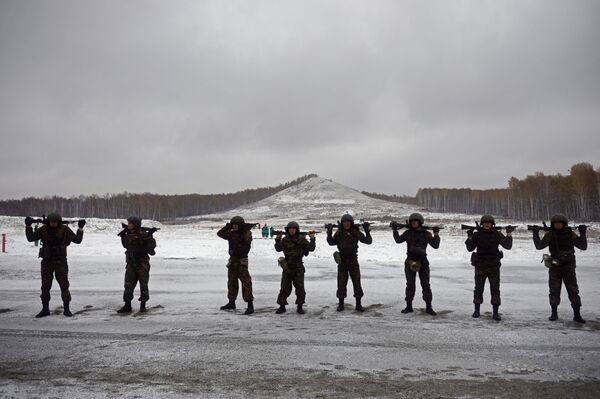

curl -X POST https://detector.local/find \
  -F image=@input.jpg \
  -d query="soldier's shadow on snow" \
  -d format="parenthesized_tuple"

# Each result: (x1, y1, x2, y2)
(72, 305, 102, 316)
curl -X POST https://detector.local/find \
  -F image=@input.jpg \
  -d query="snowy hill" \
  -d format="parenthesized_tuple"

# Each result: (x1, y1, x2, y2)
(196, 176, 472, 226)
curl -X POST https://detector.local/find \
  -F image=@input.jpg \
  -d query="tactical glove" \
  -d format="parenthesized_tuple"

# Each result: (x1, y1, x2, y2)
(25, 216, 33, 227)
(78, 219, 86, 229)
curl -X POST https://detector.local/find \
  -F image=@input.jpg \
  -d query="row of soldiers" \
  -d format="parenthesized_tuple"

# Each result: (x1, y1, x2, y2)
(216, 213, 588, 323)
(25, 214, 155, 316)
(23, 212, 588, 323)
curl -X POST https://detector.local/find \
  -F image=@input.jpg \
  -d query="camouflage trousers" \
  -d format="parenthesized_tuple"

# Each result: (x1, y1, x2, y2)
(473, 262, 501, 306)
(277, 265, 306, 305)
(40, 259, 71, 303)
(337, 257, 363, 299)
(123, 259, 150, 302)
(548, 261, 581, 307)
(404, 262, 432, 303)
(227, 257, 253, 302)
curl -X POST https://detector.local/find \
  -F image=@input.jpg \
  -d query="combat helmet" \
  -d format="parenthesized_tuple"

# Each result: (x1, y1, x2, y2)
(340, 214, 354, 225)
(480, 215, 496, 225)
(408, 213, 424, 226)
(127, 216, 142, 228)
(286, 221, 300, 235)
(230, 216, 245, 226)
(550, 214, 568, 228)
(46, 212, 62, 225)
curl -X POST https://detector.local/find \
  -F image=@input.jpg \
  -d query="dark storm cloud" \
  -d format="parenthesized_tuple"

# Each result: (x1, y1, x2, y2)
(1, 0, 599, 198)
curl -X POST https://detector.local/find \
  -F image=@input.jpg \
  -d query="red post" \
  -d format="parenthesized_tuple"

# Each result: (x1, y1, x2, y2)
(1, 234, 5, 253)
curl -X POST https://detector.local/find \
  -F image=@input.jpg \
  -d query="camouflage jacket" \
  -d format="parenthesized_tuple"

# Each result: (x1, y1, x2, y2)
(217, 224, 252, 258)
(121, 228, 156, 260)
(26, 224, 83, 260)
(274, 234, 316, 266)
(394, 228, 440, 265)
(466, 230, 512, 258)
(534, 227, 586, 261)
(327, 226, 372, 258)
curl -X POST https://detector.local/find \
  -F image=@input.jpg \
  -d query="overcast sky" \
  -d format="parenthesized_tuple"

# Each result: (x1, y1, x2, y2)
(0, 0, 598, 199)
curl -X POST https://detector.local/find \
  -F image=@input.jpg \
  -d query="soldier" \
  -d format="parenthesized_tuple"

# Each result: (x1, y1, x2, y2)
(217, 216, 254, 315)
(465, 215, 513, 321)
(532, 214, 587, 323)
(393, 213, 440, 315)
(25, 213, 85, 318)
(117, 217, 157, 313)
(327, 214, 372, 312)
(274, 222, 316, 314)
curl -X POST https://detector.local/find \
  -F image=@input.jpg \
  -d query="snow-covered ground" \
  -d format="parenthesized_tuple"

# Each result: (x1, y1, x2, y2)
(1, 212, 599, 398)
(1, 178, 599, 397)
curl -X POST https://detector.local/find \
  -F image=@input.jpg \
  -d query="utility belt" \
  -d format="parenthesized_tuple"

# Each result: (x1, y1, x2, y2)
(39, 245, 67, 260)
(278, 257, 304, 271)
(543, 251, 575, 268)
(333, 251, 357, 265)
(227, 256, 249, 267)
(126, 251, 149, 263)
(471, 251, 503, 266)
(405, 259, 422, 272)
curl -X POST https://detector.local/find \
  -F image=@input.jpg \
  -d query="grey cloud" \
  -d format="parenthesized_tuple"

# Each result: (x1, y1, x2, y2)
(0, 0, 598, 198)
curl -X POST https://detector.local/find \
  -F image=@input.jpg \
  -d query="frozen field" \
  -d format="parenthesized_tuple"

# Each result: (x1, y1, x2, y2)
(1, 217, 599, 398)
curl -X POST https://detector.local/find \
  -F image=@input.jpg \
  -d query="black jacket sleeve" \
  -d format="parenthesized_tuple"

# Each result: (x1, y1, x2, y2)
(533, 231, 549, 250)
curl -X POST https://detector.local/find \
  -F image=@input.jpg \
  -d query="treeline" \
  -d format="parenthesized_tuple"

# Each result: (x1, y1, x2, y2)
(362, 191, 417, 205)
(0, 174, 318, 221)
(416, 163, 600, 221)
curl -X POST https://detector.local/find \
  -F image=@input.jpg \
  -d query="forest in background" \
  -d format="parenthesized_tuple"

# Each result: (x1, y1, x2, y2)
(1, 163, 598, 221)
(415, 162, 600, 221)
(0, 175, 317, 221)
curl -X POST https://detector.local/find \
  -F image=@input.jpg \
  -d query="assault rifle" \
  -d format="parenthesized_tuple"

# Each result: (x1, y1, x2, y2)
(461, 222, 518, 232)
(527, 222, 589, 233)
(526, 222, 551, 232)
(390, 220, 444, 231)
(324, 221, 374, 231)
(26, 215, 86, 226)
(117, 223, 160, 237)
(272, 230, 320, 237)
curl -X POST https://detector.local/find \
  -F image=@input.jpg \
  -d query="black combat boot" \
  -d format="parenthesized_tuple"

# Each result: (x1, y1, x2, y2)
(355, 298, 365, 312)
(492, 305, 501, 321)
(549, 305, 558, 321)
(573, 306, 586, 324)
(425, 303, 437, 316)
(140, 301, 147, 313)
(337, 298, 344, 312)
(297, 304, 305, 314)
(472, 303, 480, 318)
(276, 305, 286, 314)
(117, 301, 132, 313)
(401, 301, 413, 314)
(220, 300, 236, 310)
(63, 302, 72, 317)
(35, 301, 50, 318)
(244, 301, 254, 315)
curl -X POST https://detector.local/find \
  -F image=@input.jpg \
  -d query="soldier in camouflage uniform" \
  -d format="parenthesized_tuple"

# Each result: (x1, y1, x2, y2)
(532, 214, 587, 323)
(217, 216, 254, 315)
(393, 213, 440, 315)
(117, 216, 157, 313)
(274, 221, 316, 314)
(327, 214, 372, 312)
(25, 213, 85, 318)
(465, 215, 513, 321)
